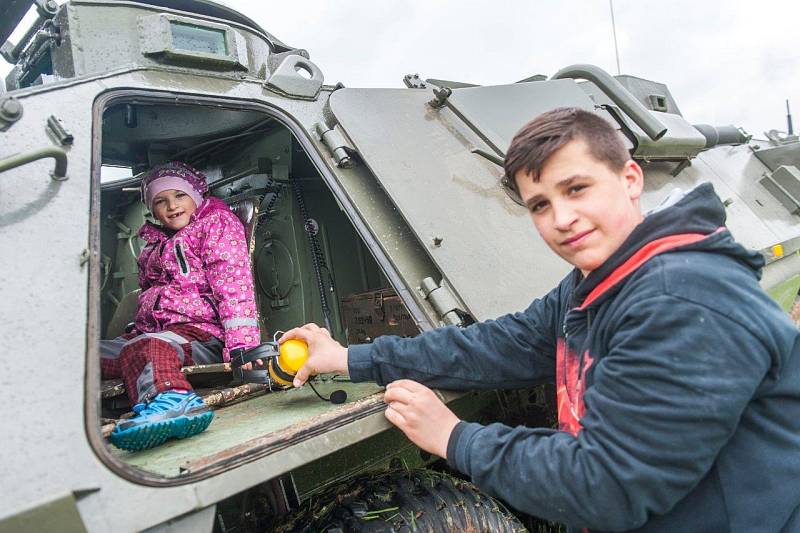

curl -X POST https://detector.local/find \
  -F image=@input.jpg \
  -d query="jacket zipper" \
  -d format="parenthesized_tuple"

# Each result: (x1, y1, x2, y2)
(575, 310, 592, 392)
(203, 295, 220, 322)
(174, 240, 190, 276)
(151, 293, 163, 328)
(563, 308, 592, 414)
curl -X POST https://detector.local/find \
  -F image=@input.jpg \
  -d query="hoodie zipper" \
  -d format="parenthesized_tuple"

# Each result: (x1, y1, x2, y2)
(575, 309, 595, 407)
(563, 307, 592, 413)
(577, 310, 592, 381)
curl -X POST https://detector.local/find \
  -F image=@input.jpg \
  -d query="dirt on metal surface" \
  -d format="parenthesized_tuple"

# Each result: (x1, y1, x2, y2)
(180, 388, 386, 475)
(105, 381, 383, 476)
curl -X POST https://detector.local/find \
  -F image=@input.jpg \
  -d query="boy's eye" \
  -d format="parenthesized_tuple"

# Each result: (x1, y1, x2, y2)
(567, 184, 587, 195)
(529, 201, 548, 214)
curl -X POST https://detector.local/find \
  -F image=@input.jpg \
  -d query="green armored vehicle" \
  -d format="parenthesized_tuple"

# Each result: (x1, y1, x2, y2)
(2, 1, 799, 531)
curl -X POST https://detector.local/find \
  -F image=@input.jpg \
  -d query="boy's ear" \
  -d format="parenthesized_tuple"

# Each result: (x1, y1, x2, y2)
(622, 160, 644, 201)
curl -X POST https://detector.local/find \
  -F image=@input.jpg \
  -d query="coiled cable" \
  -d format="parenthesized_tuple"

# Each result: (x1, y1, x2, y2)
(293, 178, 333, 331)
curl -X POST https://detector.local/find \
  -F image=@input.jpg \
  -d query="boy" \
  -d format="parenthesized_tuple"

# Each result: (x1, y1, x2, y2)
(281, 108, 800, 531)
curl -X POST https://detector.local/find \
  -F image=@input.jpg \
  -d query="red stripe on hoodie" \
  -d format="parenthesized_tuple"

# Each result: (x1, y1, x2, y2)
(577, 228, 725, 311)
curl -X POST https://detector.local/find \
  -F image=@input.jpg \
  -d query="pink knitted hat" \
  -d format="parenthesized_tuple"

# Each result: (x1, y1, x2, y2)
(140, 161, 208, 212)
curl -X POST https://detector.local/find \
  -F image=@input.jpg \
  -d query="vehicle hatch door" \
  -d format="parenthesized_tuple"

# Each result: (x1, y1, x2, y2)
(327, 81, 594, 319)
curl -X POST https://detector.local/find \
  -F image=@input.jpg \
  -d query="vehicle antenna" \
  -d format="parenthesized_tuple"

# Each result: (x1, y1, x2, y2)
(609, 0, 621, 76)
(787, 99, 794, 135)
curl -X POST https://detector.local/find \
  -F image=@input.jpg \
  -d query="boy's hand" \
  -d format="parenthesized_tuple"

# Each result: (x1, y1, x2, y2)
(279, 323, 348, 387)
(383, 380, 460, 460)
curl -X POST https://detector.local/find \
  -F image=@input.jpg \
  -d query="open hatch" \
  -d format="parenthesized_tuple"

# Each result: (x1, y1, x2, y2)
(96, 96, 419, 479)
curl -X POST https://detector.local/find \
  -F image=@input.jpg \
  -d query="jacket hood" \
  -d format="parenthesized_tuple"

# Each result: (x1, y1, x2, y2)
(573, 182, 765, 309)
(138, 196, 231, 243)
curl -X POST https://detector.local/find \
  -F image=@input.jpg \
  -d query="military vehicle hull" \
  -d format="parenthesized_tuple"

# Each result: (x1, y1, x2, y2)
(1, 1, 798, 531)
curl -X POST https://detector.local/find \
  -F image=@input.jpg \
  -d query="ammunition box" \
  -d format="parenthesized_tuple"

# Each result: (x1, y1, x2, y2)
(340, 288, 418, 344)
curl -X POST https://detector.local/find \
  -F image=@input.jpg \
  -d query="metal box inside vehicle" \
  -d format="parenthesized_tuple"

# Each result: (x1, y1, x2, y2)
(341, 288, 419, 344)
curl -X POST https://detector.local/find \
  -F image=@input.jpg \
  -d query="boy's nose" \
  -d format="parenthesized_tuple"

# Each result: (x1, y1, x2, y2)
(552, 204, 578, 230)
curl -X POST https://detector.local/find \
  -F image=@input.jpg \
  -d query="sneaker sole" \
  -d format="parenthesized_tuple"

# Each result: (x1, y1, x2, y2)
(110, 410, 214, 452)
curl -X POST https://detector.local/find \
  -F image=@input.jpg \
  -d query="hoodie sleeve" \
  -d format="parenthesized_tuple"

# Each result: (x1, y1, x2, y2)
(347, 280, 566, 389)
(446, 294, 771, 531)
(200, 211, 261, 359)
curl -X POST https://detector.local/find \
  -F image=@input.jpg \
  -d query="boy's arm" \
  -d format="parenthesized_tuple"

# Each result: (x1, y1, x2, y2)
(201, 211, 260, 359)
(287, 278, 568, 390)
(446, 295, 771, 531)
(349, 277, 572, 389)
(347, 298, 559, 389)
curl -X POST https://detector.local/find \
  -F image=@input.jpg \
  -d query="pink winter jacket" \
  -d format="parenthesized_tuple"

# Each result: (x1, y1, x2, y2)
(134, 196, 261, 361)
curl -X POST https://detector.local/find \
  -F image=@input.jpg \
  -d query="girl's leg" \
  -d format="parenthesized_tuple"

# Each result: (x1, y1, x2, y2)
(117, 325, 219, 405)
(100, 334, 137, 379)
(109, 325, 221, 451)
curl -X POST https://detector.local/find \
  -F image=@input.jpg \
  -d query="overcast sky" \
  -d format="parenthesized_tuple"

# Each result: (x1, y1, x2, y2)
(2, 1, 798, 137)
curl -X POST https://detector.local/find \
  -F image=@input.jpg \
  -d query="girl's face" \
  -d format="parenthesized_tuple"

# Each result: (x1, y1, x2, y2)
(152, 189, 198, 231)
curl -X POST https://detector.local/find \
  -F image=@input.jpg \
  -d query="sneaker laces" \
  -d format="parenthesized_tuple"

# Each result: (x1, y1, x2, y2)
(133, 391, 205, 417)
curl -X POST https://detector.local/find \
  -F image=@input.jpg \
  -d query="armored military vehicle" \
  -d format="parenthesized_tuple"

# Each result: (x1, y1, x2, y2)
(2, 0, 799, 531)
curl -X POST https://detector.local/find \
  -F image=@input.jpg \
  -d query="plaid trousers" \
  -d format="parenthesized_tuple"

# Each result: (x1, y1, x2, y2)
(100, 324, 223, 405)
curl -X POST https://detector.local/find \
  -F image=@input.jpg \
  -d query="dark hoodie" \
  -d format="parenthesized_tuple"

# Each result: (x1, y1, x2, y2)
(348, 183, 800, 532)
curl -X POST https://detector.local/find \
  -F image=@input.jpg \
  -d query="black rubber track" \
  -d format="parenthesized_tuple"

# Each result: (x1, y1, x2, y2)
(276, 469, 526, 532)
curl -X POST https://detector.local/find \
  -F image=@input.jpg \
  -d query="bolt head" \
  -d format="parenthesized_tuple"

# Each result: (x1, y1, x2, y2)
(0, 98, 22, 120)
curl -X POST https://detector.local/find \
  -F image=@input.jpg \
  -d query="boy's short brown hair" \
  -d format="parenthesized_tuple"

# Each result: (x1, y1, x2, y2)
(503, 107, 630, 196)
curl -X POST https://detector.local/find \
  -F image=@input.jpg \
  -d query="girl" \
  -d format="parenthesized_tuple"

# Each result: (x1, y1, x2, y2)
(101, 162, 261, 451)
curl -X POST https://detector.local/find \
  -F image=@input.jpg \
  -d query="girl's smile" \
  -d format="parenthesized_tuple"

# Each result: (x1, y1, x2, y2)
(152, 189, 198, 231)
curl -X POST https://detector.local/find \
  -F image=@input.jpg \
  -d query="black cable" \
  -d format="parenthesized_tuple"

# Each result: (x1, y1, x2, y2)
(306, 380, 327, 401)
(293, 178, 333, 332)
(307, 380, 347, 404)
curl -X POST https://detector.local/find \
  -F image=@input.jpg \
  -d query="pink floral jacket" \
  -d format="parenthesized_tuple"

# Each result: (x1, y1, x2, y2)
(134, 197, 261, 361)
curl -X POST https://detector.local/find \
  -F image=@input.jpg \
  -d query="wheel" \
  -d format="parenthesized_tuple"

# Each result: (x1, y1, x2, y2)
(276, 469, 525, 532)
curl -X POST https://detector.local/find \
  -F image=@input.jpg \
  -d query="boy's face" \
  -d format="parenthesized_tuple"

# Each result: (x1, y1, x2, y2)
(514, 139, 644, 276)
(152, 189, 198, 231)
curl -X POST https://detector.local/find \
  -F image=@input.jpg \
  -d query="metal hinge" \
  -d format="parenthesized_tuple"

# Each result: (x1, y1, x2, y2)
(79, 248, 101, 270)
(79, 248, 91, 268)
(427, 87, 452, 109)
(403, 73, 427, 89)
(420, 277, 469, 327)
(314, 123, 356, 168)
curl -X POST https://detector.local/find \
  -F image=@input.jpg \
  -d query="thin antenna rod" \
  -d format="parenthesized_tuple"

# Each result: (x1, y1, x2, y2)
(787, 99, 794, 135)
(609, 0, 621, 75)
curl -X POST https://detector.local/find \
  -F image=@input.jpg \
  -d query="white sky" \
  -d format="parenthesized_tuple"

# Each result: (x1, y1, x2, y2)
(2, 0, 798, 136)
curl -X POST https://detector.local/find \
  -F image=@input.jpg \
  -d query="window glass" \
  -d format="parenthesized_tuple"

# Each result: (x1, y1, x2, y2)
(169, 22, 228, 55)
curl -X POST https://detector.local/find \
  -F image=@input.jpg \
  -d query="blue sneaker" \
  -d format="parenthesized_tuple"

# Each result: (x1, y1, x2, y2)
(110, 391, 214, 451)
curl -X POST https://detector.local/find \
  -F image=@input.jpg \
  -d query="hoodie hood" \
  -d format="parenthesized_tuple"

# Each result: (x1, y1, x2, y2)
(573, 182, 765, 309)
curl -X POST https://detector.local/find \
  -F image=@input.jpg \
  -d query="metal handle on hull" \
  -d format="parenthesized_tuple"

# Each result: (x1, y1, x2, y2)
(0, 146, 68, 180)
(551, 64, 668, 141)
